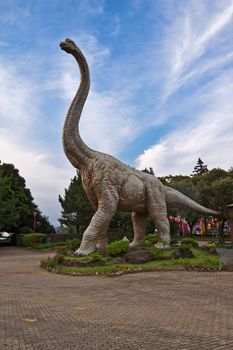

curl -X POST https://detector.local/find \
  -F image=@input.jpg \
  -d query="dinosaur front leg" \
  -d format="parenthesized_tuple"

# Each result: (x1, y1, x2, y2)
(75, 190, 118, 256)
(129, 212, 147, 248)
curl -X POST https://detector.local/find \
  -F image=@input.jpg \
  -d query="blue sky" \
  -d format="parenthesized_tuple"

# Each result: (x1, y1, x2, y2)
(0, 0, 233, 226)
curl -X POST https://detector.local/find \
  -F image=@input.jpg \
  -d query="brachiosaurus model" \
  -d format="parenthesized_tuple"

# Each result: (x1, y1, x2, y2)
(60, 38, 219, 256)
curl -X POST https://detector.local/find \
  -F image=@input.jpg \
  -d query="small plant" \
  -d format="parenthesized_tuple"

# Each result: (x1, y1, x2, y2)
(202, 243, 217, 254)
(41, 254, 64, 270)
(22, 233, 46, 247)
(203, 243, 216, 250)
(170, 238, 178, 246)
(107, 240, 129, 256)
(19, 227, 33, 235)
(145, 233, 161, 247)
(173, 245, 194, 259)
(65, 238, 81, 251)
(181, 238, 199, 248)
(88, 251, 108, 263)
(33, 242, 65, 250)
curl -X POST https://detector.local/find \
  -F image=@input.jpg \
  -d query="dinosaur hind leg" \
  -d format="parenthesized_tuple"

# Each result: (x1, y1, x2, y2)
(147, 187, 171, 243)
(95, 228, 108, 252)
(75, 189, 118, 256)
(129, 212, 147, 248)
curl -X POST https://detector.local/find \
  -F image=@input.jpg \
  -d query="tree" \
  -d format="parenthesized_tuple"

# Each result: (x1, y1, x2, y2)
(194, 168, 233, 215)
(192, 158, 208, 176)
(58, 172, 94, 234)
(0, 162, 54, 233)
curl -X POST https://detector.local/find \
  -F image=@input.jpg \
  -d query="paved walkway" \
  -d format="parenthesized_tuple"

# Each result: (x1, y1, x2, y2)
(1, 247, 233, 350)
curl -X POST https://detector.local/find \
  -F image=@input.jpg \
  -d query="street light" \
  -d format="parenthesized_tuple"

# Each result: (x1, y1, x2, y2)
(33, 211, 37, 245)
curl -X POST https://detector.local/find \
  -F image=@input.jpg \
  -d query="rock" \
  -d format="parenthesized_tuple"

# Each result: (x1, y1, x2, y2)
(209, 248, 217, 255)
(154, 242, 170, 249)
(125, 251, 154, 264)
(115, 257, 126, 264)
(172, 246, 194, 259)
(62, 259, 92, 267)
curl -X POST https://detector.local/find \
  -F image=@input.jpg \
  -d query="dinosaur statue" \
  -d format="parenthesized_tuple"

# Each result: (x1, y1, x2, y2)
(60, 38, 219, 256)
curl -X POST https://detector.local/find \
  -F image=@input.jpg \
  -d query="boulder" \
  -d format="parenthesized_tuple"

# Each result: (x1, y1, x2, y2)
(172, 246, 194, 259)
(125, 251, 154, 264)
(62, 259, 92, 267)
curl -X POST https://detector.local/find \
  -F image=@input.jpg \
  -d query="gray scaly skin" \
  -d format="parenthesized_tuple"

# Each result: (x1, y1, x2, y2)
(60, 39, 219, 255)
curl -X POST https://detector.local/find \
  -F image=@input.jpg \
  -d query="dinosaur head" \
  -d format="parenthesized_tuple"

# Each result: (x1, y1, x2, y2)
(60, 38, 77, 54)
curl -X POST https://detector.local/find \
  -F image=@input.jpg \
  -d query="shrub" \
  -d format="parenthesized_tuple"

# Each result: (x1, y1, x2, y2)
(19, 227, 33, 235)
(33, 242, 65, 250)
(145, 233, 161, 246)
(65, 238, 81, 251)
(203, 243, 216, 250)
(170, 238, 178, 246)
(22, 233, 46, 247)
(172, 245, 194, 259)
(202, 243, 217, 254)
(107, 240, 129, 256)
(181, 238, 199, 248)
(88, 252, 109, 263)
(41, 254, 64, 269)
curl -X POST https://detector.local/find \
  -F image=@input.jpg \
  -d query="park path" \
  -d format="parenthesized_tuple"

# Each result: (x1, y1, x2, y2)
(1, 247, 233, 349)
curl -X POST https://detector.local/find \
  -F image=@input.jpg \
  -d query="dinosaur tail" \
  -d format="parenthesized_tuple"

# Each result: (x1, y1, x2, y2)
(164, 186, 220, 215)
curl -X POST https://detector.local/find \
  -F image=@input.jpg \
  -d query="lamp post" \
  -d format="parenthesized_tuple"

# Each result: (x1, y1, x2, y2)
(33, 211, 37, 245)
(227, 204, 233, 248)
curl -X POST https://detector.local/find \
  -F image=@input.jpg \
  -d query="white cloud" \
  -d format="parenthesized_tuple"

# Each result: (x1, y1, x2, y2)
(0, 128, 73, 225)
(136, 1, 233, 175)
(0, 61, 36, 129)
(163, 0, 233, 99)
(136, 73, 233, 175)
(0, 58, 73, 225)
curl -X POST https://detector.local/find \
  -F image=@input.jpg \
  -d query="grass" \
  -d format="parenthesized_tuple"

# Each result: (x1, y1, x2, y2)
(41, 245, 223, 276)
(33, 242, 66, 250)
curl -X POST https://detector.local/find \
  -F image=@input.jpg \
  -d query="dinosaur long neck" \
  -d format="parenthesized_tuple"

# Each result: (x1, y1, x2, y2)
(62, 47, 93, 169)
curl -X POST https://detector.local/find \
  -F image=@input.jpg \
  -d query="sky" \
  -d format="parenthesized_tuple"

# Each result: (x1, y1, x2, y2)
(0, 0, 233, 226)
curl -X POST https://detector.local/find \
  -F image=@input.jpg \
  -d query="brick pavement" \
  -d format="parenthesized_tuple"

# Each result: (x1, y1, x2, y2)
(1, 247, 233, 350)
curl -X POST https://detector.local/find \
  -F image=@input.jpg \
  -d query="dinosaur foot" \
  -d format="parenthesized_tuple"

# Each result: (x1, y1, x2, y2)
(74, 246, 96, 256)
(129, 241, 145, 249)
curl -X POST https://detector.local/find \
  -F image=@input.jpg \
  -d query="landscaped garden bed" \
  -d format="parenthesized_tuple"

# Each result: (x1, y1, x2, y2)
(40, 235, 223, 276)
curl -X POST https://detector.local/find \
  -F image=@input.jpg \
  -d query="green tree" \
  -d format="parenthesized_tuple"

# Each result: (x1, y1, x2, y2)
(194, 168, 233, 215)
(0, 162, 54, 233)
(58, 172, 94, 234)
(192, 158, 208, 176)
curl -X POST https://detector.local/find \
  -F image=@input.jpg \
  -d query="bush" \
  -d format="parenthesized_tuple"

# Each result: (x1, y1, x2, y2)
(33, 242, 65, 250)
(202, 243, 217, 254)
(19, 227, 33, 235)
(170, 238, 178, 246)
(203, 243, 216, 250)
(107, 240, 129, 256)
(88, 252, 109, 263)
(41, 254, 64, 269)
(22, 233, 46, 247)
(65, 238, 81, 251)
(145, 233, 161, 246)
(172, 245, 194, 259)
(181, 238, 199, 248)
